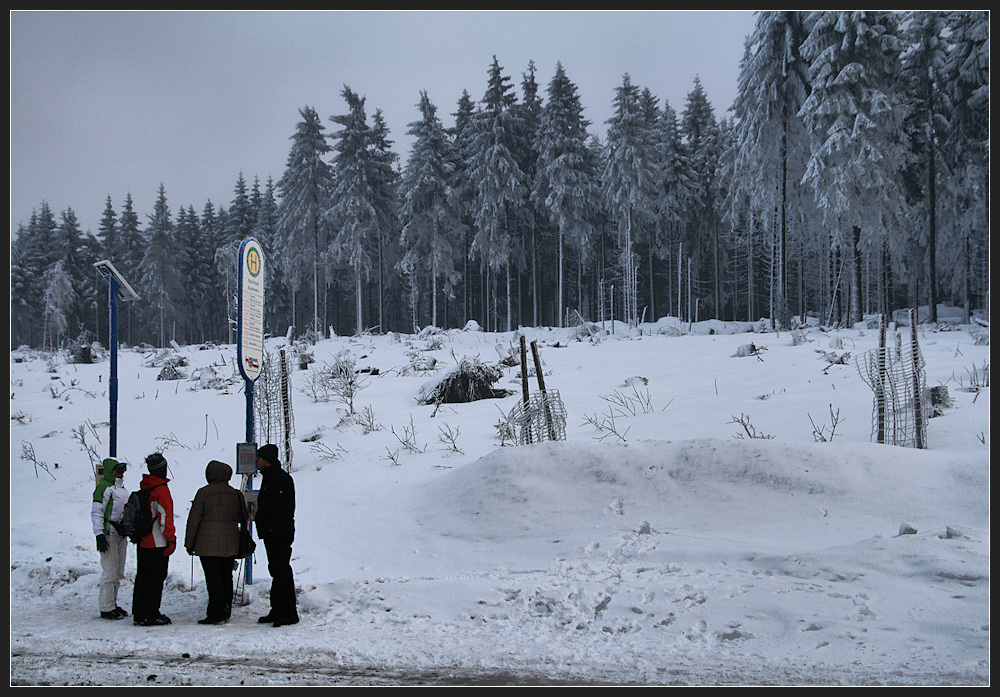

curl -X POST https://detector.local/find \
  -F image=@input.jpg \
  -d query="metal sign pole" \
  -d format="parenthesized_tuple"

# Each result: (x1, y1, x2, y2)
(93, 260, 137, 459)
(109, 277, 119, 458)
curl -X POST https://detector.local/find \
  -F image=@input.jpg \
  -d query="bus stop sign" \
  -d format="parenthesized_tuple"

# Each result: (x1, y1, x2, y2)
(237, 237, 265, 382)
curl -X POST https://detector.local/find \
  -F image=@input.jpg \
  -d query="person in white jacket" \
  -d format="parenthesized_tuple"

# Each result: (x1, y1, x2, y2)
(91, 457, 130, 620)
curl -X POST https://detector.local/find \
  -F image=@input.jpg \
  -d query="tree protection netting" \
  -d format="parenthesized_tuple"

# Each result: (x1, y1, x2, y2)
(507, 389, 567, 446)
(855, 330, 928, 449)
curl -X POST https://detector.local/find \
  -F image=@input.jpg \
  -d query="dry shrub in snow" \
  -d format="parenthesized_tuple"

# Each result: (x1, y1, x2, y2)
(418, 356, 512, 406)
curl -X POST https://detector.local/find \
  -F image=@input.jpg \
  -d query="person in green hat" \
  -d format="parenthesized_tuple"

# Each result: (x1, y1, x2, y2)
(91, 457, 130, 620)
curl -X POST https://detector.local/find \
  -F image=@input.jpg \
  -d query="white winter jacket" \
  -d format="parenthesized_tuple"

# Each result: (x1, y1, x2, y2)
(91, 477, 129, 537)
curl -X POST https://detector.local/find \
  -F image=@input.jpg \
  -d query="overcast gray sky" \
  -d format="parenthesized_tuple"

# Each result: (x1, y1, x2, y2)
(10, 10, 757, 239)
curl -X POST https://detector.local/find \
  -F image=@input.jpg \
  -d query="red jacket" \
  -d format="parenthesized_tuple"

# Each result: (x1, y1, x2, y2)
(138, 473, 175, 550)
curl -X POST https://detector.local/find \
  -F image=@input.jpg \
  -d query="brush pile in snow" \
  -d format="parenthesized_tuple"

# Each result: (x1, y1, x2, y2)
(418, 356, 512, 405)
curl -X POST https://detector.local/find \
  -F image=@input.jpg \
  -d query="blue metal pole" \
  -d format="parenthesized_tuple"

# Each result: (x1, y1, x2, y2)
(245, 378, 255, 585)
(109, 278, 119, 458)
(246, 379, 255, 443)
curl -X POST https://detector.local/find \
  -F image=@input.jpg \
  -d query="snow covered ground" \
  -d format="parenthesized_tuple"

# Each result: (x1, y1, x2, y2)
(9, 314, 990, 685)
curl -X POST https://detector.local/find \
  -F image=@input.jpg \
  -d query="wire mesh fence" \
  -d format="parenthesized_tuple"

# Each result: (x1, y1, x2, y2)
(855, 312, 928, 449)
(507, 389, 567, 446)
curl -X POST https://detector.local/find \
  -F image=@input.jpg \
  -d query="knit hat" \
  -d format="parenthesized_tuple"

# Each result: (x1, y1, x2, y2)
(256, 444, 280, 468)
(146, 452, 168, 478)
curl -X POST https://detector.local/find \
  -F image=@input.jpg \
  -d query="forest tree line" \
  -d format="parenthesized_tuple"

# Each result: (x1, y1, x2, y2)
(10, 11, 989, 351)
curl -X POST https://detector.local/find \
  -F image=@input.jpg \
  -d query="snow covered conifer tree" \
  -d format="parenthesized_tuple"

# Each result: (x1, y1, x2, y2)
(533, 62, 599, 328)
(681, 77, 723, 321)
(603, 74, 657, 326)
(42, 258, 74, 350)
(942, 10, 989, 321)
(116, 193, 143, 345)
(901, 11, 951, 323)
(52, 207, 87, 339)
(254, 177, 291, 338)
(328, 86, 397, 335)
(140, 184, 182, 347)
(10, 225, 34, 348)
(21, 204, 60, 342)
(468, 56, 528, 332)
(512, 61, 543, 328)
(799, 11, 910, 326)
(652, 100, 692, 321)
(732, 11, 812, 328)
(450, 89, 480, 325)
(172, 205, 210, 344)
(399, 90, 465, 330)
(367, 108, 401, 333)
(98, 196, 120, 263)
(276, 105, 333, 340)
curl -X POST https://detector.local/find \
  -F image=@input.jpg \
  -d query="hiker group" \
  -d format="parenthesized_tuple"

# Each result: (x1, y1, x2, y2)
(91, 444, 298, 628)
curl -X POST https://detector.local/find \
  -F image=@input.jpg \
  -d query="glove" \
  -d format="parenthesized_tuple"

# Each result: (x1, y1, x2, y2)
(96, 534, 109, 553)
(163, 541, 176, 557)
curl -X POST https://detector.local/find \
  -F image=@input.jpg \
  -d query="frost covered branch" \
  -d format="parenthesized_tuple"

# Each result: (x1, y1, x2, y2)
(20, 441, 57, 480)
(808, 405, 842, 442)
(437, 423, 464, 454)
(391, 414, 427, 454)
(729, 413, 774, 440)
(582, 406, 630, 443)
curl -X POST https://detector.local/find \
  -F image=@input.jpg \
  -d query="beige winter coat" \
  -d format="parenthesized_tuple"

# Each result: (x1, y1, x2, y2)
(184, 460, 247, 558)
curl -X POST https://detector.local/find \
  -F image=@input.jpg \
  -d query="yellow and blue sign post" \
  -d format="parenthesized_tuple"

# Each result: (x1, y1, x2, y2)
(237, 237, 265, 584)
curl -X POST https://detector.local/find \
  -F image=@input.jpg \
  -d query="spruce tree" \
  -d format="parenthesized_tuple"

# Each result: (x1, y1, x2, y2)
(534, 62, 599, 327)
(117, 193, 143, 345)
(732, 11, 812, 326)
(652, 99, 692, 321)
(53, 207, 86, 339)
(276, 105, 333, 340)
(603, 74, 657, 326)
(942, 11, 989, 320)
(10, 225, 33, 347)
(800, 11, 910, 326)
(172, 205, 204, 343)
(468, 56, 527, 331)
(399, 90, 465, 330)
(681, 77, 723, 320)
(98, 195, 119, 261)
(140, 184, 181, 346)
(367, 108, 401, 333)
(450, 90, 480, 325)
(17, 207, 56, 347)
(78, 230, 105, 341)
(901, 11, 951, 323)
(512, 61, 542, 327)
(254, 177, 290, 338)
(201, 201, 230, 342)
(42, 259, 74, 349)
(328, 86, 391, 335)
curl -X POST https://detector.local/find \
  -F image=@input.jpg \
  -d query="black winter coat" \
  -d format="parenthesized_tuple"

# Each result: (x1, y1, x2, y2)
(255, 463, 295, 542)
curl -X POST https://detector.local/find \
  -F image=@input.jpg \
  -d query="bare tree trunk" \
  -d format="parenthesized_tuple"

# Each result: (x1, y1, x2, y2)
(851, 225, 863, 326)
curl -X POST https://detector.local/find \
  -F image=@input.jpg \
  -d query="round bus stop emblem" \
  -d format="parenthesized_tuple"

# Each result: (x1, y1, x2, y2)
(246, 246, 261, 277)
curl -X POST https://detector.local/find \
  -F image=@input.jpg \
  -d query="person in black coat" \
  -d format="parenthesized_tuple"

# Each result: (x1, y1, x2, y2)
(253, 443, 298, 627)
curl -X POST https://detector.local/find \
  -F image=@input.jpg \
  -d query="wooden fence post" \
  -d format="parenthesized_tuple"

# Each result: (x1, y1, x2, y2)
(530, 340, 556, 441)
(519, 334, 533, 444)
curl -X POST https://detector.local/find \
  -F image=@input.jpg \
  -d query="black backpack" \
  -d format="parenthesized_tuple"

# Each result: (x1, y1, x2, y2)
(115, 487, 156, 544)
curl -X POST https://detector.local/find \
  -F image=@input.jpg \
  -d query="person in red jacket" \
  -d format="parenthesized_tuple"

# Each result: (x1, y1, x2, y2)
(132, 452, 176, 626)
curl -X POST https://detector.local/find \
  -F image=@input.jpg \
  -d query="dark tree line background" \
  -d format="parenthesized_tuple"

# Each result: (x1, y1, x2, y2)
(11, 12, 989, 351)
